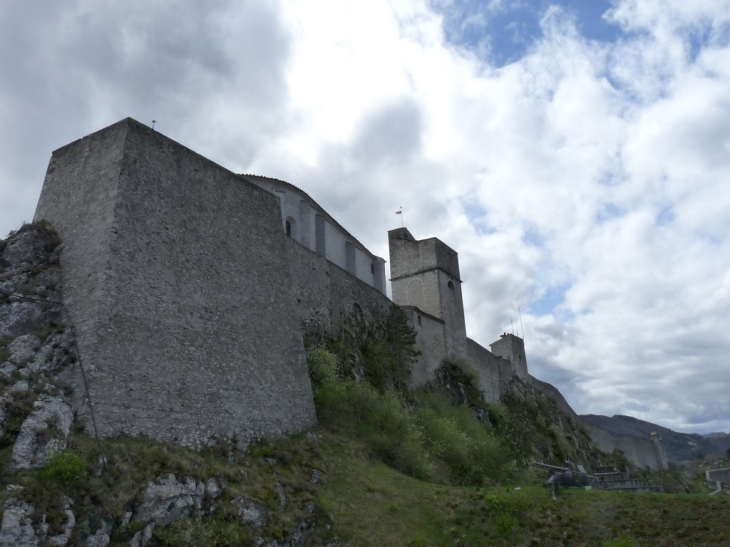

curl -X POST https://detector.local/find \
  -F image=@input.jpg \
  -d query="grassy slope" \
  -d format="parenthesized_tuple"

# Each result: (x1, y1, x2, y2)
(1, 408, 728, 546)
(315, 432, 730, 547)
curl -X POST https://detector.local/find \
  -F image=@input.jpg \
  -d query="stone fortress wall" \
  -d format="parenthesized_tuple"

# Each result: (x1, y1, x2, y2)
(34, 119, 318, 448)
(33, 117, 666, 469)
(244, 175, 387, 295)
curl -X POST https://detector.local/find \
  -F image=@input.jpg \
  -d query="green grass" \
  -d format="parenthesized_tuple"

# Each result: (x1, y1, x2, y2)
(314, 435, 730, 546)
(0, 309, 726, 545)
(0, 418, 727, 545)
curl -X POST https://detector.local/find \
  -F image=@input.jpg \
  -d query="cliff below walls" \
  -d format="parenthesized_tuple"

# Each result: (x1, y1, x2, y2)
(582, 414, 730, 463)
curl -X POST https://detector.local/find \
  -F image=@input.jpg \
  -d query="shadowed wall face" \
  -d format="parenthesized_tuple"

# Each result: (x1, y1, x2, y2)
(34, 118, 316, 447)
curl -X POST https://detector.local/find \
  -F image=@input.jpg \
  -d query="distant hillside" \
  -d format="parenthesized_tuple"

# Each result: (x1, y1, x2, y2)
(581, 414, 730, 463)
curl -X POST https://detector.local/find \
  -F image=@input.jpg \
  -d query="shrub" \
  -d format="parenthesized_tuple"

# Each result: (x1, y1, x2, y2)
(306, 347, 340, 387)
(602, 534, 639, 547)
(415, 392, 513, 485)
(361, 305, 419, 393)
(486, 402, 508, 430)
(315, 378, 432, 479)
(40, 449, 88, 485)
(441, 355, 478, 385)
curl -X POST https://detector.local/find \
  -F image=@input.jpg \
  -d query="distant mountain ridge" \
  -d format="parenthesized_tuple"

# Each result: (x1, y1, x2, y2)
(581, 414, 730, 463)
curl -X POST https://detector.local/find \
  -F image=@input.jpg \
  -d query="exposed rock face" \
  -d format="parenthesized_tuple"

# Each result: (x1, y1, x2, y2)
(0, 224, 63, 339)
(12, 396, 74, 469)
(0, 494, 37, 547)
(133, 475, 206, 526)
(7, 335, 41, 366)
(233, 496, 268, 529)
(0, 488, 75, 547)
(83, 522, 111, 547)
(0, 226, 82, 543)
(0, 223, 321, 547)
(0, 224, 78, 470)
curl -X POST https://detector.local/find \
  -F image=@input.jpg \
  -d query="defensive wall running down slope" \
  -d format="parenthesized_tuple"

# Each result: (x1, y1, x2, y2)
(33, 118, 667, 469)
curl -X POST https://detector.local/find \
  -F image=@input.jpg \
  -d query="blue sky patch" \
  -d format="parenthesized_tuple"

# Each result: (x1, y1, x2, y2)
(656, 206, 675, 226)
(461, 197, 494, 235)
(433, 0, 623, 66)
(530, 281, 570, 316)
(596, 202, 624, 223)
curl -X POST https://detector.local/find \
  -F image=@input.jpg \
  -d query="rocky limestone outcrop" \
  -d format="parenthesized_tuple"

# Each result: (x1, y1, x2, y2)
(12, 395, 74, 470)
(0, 224, 63, 340)
(0, 487, 75, 547)
(0, 225, 77, 470)
(0, 224, 324, 546)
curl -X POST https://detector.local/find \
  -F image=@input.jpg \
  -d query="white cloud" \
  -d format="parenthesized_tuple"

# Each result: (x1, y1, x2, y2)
(1, 0, 729, 433)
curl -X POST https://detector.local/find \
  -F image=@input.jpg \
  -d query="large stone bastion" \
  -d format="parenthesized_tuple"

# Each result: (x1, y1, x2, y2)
(34, 118, 317, 447)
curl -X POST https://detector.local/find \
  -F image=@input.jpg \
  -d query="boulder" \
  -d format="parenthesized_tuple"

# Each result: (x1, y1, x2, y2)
(1, 230, 47, 268)
(84, 521, 110, 547)
(133, 475, 205, 526)
(233, 496, 267, 529)
(12, 396, 74, 469)
(0, 494, 38, 547)
(8, 335, 41, 366)
(0, 302, 47, 339)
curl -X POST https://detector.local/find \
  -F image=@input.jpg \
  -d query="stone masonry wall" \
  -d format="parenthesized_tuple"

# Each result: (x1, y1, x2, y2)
(390, 270, 442, 323)
(284, 236, 392, 336)
(403, 307, 446, 388)
(388, 229, 460, 281)
(34, 118, 316, 448)
(437, 271, 467, 356)
(466, 338, 511, 402)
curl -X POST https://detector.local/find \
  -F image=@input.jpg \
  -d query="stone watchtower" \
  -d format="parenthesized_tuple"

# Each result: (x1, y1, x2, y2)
(388, 228, 467, 356)
(489, 333, 528, 379)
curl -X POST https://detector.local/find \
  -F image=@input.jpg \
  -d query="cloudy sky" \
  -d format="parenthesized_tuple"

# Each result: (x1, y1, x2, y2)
(2, 0, 729, 434)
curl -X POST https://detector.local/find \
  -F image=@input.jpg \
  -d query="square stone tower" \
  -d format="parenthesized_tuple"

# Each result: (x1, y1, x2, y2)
(388, 228, 467, 356)
(489, 333, 528, 379)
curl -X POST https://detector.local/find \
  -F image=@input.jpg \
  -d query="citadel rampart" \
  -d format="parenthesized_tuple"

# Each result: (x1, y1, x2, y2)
(32, 117, 668, 470)
(34, 119, 317, 447)
(283, 236, 392, 335)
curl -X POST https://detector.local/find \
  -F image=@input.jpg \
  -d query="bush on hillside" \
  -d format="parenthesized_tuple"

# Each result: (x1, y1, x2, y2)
(306, 347, 340, 387)
(361, 305, 420, 393)
(307, 349, 516, 485)
(414, 392, 514, 485)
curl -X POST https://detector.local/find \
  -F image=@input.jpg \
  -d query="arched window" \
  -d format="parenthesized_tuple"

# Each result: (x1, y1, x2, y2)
(447, 280, 454, 290)
(285, 221, 292, 237)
